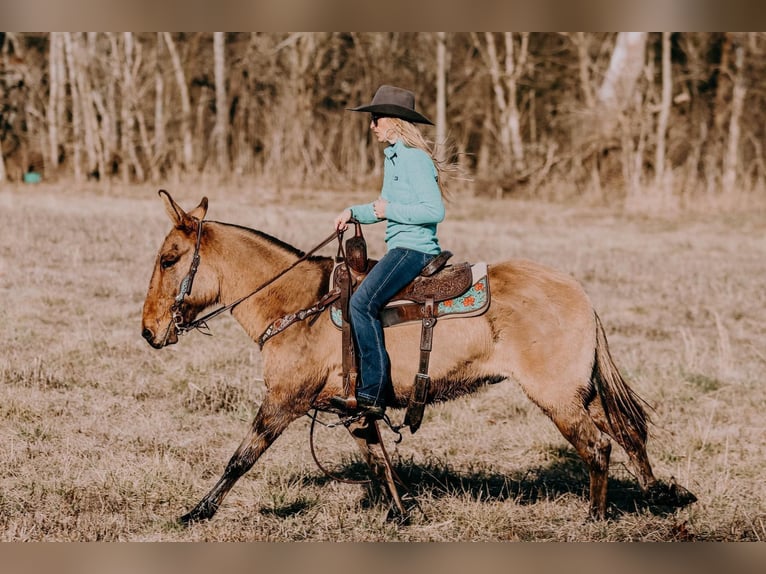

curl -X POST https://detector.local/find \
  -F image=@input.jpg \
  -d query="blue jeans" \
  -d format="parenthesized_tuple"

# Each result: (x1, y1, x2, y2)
(350, 247, 436, 406)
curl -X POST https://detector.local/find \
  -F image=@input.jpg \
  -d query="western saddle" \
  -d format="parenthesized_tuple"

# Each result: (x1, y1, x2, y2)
(256, 221, 480, 432)
(332, 222, 474, 432)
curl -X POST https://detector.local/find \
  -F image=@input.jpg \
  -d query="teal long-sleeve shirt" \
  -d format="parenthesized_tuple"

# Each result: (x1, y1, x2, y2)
(349, 139, 445, 255)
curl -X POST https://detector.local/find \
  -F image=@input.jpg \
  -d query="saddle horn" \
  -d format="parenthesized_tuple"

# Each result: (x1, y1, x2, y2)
(345, 219, 369, 273)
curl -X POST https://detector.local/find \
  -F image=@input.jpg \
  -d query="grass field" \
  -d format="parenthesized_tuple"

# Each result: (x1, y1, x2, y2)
(1, 182, 764, 541)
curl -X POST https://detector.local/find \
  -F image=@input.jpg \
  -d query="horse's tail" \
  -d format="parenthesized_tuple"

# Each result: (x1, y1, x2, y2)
(592, 312, 651, 454)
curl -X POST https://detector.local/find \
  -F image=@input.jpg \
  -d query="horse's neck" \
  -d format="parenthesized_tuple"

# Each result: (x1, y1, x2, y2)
(210, 222, 327, 339)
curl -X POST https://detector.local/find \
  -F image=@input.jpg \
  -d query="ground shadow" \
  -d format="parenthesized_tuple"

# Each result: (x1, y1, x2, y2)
(302, 446, 684, 519)
(258, 499, 314, 519)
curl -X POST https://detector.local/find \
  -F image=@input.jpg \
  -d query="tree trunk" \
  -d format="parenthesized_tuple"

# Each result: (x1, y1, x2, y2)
(435, 32, 447, 158)
(655, 32, 672, 186)
(597, 32, 647, 108)
(723, 42, 746, 195)
(266, 33, 321, 186)
(596, 32, 648, 136)
(213, 32, 229, 174)
(504, 32, 526, 173)
(63, 33, 101, 180)
(163, 32, 194, 172)
(77, 34, 103, 181)
(118, 33, 145, 182)
(195, 85, 211, 171)
(713, 33, 733, 135)
(480, 32, 527, 176)
(154, 33, 166, 177)
(46, 32, 63, 174)
(0, 136, 5, 183)
(62, 32, 83, 182)
(572, 32, 595, 107)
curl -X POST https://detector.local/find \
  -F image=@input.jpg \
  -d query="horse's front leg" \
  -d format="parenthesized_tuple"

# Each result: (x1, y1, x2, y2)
(180, 394, 299, 524)
(346, 419, 409, 521)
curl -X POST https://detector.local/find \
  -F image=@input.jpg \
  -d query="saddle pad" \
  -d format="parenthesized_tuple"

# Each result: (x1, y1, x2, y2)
(330, 262, 489, 329)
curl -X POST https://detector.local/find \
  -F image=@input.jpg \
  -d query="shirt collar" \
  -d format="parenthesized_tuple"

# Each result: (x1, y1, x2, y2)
(384, 139, 403, 161)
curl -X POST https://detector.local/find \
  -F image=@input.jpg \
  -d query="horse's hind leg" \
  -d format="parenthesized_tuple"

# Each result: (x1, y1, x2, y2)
(586, 396, 658, 493)
(587, 399, 698, 509)
(550, 407, 613, 520)
(180, 395, 299, 524)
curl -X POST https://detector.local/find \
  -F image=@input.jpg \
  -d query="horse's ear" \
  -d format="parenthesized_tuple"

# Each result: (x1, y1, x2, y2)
(188, 197, 209, 222)
(159, 189, 185, 227)
(158, 190, 207, 231)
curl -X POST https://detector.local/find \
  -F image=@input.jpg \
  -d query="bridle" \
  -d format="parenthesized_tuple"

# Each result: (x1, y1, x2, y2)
(169, 216, 205, 336)
(165, 216, 340, 342)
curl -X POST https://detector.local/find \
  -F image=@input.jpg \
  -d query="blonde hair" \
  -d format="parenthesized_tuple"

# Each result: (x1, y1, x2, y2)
(387, 117, 463, 199)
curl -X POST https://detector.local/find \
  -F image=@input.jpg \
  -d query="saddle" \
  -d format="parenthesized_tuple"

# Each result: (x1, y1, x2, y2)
(330, 223, 489, 432)
(331, 258, 474, 313)
(256, 223, 490, 432)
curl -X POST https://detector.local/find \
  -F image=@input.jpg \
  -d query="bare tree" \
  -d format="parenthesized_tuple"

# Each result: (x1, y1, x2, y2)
(597, 33, 648, 109)
(596, 32, 648, 136)
(62, 32, 84, 182)
(213, 32, 229, 174)
(115, 33, 145, 182)
(655, 32, 672, 186)
(723, 40, 746, 194)
(154, 33, 166, 176)
(163, 32, 194, 173)
(46, 32, 64, 174)
(0, 34, 6, 183)
(474, 32, 528, 177)
(435, 32, 447, 157)
(0, 135, 5, 183)
(571, 32, 595, 108)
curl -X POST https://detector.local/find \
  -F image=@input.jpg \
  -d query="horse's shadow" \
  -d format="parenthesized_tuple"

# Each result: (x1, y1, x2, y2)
(299, 446, 681, 520)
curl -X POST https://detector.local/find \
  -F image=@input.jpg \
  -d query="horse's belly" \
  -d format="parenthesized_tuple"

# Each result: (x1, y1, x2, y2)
(386, 315, 497, 403)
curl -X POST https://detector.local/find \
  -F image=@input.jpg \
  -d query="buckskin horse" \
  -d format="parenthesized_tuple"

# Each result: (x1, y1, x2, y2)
(141, 190, 696, 524)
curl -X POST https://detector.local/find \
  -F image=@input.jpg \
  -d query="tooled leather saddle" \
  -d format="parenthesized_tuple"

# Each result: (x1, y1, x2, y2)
(330, 222, 490, 432)
(256, 222, 490, 432)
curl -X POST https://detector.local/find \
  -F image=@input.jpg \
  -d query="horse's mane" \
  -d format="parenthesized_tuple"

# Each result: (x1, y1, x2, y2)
(211, 220, 330, 264)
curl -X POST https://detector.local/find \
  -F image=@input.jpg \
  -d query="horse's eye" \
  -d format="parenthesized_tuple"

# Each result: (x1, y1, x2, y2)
(160, 256, 178, 270)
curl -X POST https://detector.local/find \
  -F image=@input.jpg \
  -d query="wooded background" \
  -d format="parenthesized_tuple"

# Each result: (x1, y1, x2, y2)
(1, 32, 764, 204)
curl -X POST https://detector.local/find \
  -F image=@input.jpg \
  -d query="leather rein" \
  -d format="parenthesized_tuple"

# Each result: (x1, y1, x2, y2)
(167, 216, 341, 341)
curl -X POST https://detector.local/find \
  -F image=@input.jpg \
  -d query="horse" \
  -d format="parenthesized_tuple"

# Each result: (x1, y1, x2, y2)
(141, 190, 696, 524)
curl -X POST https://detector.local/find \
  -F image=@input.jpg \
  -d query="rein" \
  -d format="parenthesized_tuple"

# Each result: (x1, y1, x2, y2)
(170, 217, 341, 338)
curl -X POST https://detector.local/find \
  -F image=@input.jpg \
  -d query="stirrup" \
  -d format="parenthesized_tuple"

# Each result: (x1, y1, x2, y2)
(330, 395, 385, 418)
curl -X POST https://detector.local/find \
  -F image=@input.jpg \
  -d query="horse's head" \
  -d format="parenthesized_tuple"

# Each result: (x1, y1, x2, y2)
(141, 190, 217, 349)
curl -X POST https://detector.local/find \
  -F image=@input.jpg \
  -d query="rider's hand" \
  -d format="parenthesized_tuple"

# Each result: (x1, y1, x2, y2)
(334, 208, 352, 232)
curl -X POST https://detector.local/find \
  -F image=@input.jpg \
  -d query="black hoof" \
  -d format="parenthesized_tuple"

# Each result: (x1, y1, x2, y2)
(648, 480, 697, 508)
(385, 505, 412, 526)
(178, 502, 218, 525)
(178, 513, 195, 526)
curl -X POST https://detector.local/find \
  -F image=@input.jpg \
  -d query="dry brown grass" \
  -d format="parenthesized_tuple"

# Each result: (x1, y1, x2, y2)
(1, 182, 765, 541)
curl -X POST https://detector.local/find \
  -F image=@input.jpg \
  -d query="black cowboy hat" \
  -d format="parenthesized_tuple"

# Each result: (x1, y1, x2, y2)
(348, 85, 433, 125)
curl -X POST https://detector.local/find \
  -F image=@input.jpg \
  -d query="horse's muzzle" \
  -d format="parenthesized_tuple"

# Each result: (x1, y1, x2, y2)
(142, 326, 177, 349)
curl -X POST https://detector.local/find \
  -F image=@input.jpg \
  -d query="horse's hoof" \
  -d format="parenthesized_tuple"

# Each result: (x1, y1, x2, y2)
(648, 480, 697, 508)
(178, 511, 199, 526)
(385, 505, 412, 526)
(587, 509, 608, 522)
(178, 502, 217, 525)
